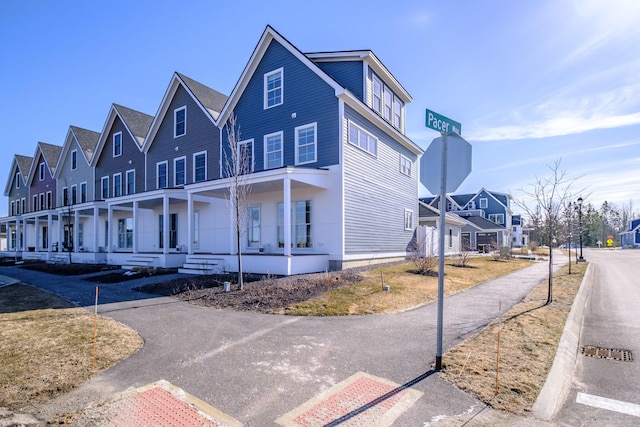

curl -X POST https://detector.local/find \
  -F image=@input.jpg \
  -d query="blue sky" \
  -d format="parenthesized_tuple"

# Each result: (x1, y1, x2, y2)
(1, 0, 639, 218)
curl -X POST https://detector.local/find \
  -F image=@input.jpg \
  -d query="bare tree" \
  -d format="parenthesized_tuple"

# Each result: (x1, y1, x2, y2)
(513, 160, 584, 305)
(223, 113, 253, 291)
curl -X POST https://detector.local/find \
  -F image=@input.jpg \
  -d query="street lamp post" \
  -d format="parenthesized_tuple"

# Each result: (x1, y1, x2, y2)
(577, 197, 586, 262)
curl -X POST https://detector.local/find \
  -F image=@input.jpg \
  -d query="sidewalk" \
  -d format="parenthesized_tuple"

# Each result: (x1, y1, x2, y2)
(2, 253, 571, 426)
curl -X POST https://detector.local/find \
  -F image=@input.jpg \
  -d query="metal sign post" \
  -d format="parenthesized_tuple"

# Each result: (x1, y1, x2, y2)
(435, 132, 447, 371)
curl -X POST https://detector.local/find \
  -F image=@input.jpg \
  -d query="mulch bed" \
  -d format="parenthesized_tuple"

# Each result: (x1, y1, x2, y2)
(84, 268, 178, 284)
(20, 262, 114, 276)
(136, 271, 364, 313)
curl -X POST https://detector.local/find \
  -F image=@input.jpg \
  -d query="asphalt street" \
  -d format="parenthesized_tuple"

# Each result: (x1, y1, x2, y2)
(1, 254, 570, 426)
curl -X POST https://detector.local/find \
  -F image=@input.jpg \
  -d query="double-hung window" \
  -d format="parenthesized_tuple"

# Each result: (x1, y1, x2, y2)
(174, 157, 186, 186)
(101, 176, 109, 199)
(46, 191, 52, 209)
(479, 198, 488, 209)
(174, 106, 186, 137)
(238, 140, 254, 174)
(372, 75, 382, 112)
(264, 68, 283, 109)
(264, 132, 283, 169)
(15, 172, 20, 189)
(71, 185, 77, 204)
(33, 195, 38, 211)
(489, 213, 504, 225)
(404, 209, 414, 230)
(113, 132, 122, 157)
(193, 151, 206, 182)
(393, 95, 403, 129)
(295, 123, 316, 165)
(157, 161, 168, 189)
(80, 183, 87, 203)
(39, 162, 45, 181)
(62, 187, 69, 206)
(113, 173, 122, 197)
(400, 155, 412, 176)
(348, 121, 377, 156)
(277, 200, 313, 248)
(247, 205, 261, 248)
(71, 150, 77, 170)
(126, 170, 135, 195)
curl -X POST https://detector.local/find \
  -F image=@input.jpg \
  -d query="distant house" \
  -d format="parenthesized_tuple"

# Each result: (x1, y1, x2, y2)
(421, 188, 514, 250)
(620, 218, 640, 248)
(418, 201, 465, 255)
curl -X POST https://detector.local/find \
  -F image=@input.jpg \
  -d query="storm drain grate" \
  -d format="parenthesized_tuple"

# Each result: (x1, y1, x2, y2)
(581, 345, 633, 362)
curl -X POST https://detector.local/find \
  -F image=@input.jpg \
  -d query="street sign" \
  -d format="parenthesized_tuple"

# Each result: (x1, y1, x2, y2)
(425, 109, 461, 135)
(420, 134, 472, 194)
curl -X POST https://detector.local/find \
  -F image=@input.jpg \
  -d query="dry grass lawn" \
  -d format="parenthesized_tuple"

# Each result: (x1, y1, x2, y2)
(442, 261, 587, 414)
(283, 256, 534, 315)
(0, 284, 143, 411)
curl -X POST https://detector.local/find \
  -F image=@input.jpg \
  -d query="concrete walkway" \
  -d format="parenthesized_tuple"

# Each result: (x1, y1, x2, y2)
(1, 253, 570, 426)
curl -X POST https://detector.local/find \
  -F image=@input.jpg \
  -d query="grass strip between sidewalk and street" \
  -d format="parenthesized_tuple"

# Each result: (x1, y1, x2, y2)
(442, 261, 588, 415)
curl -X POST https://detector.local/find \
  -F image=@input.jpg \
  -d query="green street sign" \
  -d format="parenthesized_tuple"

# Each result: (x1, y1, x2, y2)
(425, 109, 461, 135)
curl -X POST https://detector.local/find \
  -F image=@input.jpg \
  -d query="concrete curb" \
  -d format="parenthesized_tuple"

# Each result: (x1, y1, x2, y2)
(532, 262, 595, 420)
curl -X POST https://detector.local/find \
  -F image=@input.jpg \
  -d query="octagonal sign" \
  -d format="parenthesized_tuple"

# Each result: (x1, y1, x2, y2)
(420, 134, 472, 194)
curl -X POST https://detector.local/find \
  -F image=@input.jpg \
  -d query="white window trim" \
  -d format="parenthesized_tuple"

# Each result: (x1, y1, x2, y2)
(71, 149, 77, 170)
(264, 131, 283, 169)
(173, 156, 186, 187)
(157, 161, 168, 189)
(113, 173, 122, 197)
(113, 132, 122, 157)
(479, 198, 488, 208)
(295, 122, 317, 165)
(62, 187, 68, 206)
(174, 106, 187, 138)
(247, 204, 261, 248)
(71, 184, 77, 205)
(238, 139, 254, 173)
(400, 154, 411, 177)
(101, 176, 109, 199)
(193, 151, 207, 182)
(39, 162, 45, 181)
(125, 169, 135, 195)
(404, 209, 414, 231)
(348, 120, 378, 157)
(46, 190, 52, 209)
(490, 213, 505, 225)
(264, 67, 284, 109)
(33, 195, 38, 211)
(10, 201, 15, 216)
(16, 172, 20, 189)
(79, 183, 86, 203)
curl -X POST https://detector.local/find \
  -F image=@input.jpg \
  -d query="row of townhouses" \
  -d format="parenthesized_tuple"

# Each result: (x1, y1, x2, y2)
(0, 26, 424, 276)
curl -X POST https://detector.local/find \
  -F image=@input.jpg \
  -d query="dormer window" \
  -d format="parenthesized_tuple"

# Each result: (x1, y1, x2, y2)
(174, 106, 186, 137)
(113, 132, 122, 157)
(264, 68, 283, 109)
(370, 72, 404, 132)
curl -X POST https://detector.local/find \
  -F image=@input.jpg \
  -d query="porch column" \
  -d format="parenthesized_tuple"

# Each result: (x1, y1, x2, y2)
(15, 219, 20, 251)
(58, 213, 63, 252)
(283, 176, 291, 257)
(187, 192, 193, 255)
(107, 205, 113, 252)
(35, 217, 40, 250)
(162, 195, 169, 254)
(228, 195, 235, 255)
(133, 201, 139, 254)
(22, 218, 27, 251)
(93, 206, 99, 252)
(47, 214, 52, 253)
(74, 210, 79, 252)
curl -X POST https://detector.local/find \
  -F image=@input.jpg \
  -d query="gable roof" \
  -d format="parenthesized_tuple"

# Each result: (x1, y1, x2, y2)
(217, 25, 422, 156)
(419, 201, 466, 226)
(91, 104, 153, 167)
(26, 142, 62, 186)
(3, 154, 33, 196)
(54, 126, 100, 178)
(142, 72, 228, 153)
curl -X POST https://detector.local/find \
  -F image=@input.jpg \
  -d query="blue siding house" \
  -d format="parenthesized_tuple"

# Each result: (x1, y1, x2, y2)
(620, 218, 640, 248)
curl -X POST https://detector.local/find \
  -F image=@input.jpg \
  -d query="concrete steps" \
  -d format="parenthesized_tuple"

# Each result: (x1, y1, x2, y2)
(178, 255, 224, 275)
(123, 255, 160, 270)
